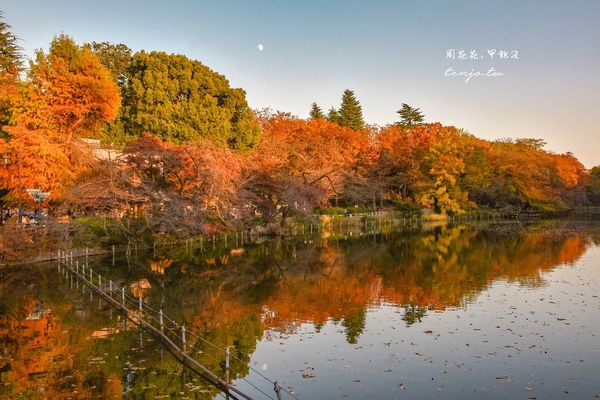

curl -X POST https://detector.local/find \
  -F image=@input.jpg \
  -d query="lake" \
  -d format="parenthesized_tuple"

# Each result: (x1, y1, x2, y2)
(1, 220, 599, 399)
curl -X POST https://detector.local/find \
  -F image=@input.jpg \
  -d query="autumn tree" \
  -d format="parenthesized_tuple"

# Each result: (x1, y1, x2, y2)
(69, 135, 246, 235)
(338, 89, 364, 131)
(1, 34, 120, 205)
(245, 116, 369, 223)
(24, 35, 121, 143)
(309, 102, 324, 119)
(121, 51, 260, 149)
(415, 127, 469, 214)
(397, 103, 424, 127)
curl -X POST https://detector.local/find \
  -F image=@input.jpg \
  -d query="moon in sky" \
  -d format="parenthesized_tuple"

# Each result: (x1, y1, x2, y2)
(257, 43, 264, 51)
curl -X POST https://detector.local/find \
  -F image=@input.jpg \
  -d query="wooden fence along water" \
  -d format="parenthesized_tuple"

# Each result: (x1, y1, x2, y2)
(56, 250, 297, 400)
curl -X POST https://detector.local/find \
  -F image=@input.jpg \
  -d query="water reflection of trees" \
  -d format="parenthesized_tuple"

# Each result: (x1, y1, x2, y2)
(0, 221, 596, 398)
(152, 221, 593, 347)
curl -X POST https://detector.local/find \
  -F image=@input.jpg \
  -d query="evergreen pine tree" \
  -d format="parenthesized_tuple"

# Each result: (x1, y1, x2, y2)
(0, 12, 22, 73)
(326, 106, 340, 124)
(338, 89, 365, 131)
(309, 102, 325, 119)
(0, 12, 22, 138)
(397, 103, 425, 127)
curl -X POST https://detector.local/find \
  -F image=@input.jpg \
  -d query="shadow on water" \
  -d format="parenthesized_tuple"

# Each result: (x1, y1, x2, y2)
(1, 219, 599, 398)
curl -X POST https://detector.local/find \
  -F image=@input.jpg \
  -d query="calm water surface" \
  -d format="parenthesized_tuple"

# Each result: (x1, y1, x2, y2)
(1, 220, 599, 399)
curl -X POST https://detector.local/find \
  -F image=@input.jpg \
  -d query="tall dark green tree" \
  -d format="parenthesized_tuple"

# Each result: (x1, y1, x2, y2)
(397, 103, 424, 127)
(309, 102, 324, 119)
(122, 51, 260, 150)
(338, 89, 364, 131)
(0, 12, 22, 73)
(326, 106, 340, 124)
(0, 12, 23, 138)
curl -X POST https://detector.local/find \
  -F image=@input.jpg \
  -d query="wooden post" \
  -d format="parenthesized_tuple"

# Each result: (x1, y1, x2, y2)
(182, 325, 186, 352)
(109, 280, 113, 297)
(139, 296, 143, 313)
(121, 287, 125, 305)
(273, 382, 283, 400)
(159, 309, 164, 333)
(85, 247, 88, 265)
(112, 245, 115, 267)
(89, 268, 93, 283)
(225, 346, 231, 383)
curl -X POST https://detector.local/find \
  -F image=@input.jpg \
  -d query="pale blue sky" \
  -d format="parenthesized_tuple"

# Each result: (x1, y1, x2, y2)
(3, 0, 600, 166)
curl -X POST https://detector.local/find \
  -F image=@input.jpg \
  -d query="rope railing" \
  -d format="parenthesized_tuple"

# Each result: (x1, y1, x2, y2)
(57, 249, 296, 400)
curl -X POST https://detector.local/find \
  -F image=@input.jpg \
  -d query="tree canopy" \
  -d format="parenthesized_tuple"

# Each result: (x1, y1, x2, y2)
(0, 12, 22, 137)
(0, 11, 22, 74)
(121, 51, 260, 150)
(338, 89, 365, 131)
(0, 34, 120, 202)
(397, 103, 424, 127)
(309, 102, 324, 119)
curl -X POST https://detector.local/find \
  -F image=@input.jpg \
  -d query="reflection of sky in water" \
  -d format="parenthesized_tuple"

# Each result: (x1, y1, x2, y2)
(244, 246, 600, 399)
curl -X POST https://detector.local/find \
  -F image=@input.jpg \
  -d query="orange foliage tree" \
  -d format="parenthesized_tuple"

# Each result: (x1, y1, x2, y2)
(244, 114, 370, 221)
(68, 135, 244, 235)
(0, 35, 120, 207)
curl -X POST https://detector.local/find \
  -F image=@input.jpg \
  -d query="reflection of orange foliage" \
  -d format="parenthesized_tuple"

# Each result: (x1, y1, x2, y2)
(0, 302, 85, 398)
(557, 236, 587, 265)
(150, 258, 173, 275)
(130, 278, 152, 298)
(192, 227, 591, 334)
(103, 372, 122, 399)
(231, 248, 245, 256)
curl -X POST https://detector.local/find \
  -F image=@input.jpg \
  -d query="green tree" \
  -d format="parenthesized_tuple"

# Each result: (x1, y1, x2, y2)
(309, 102, 324, 119)
(397, 103, 424, 127)
(326, 106, 340, 124)
(589, 166, 600, 204)
(86, 42, 133, 145)
(0, 11, 23, 138)
(87, 42, 132, 88)
(342, 308, 367, 344)
(338, 89, 364, 131)
(0, 11, 22, 73)
(515, 138, 546, 150)
(122, 51, 260, 150)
